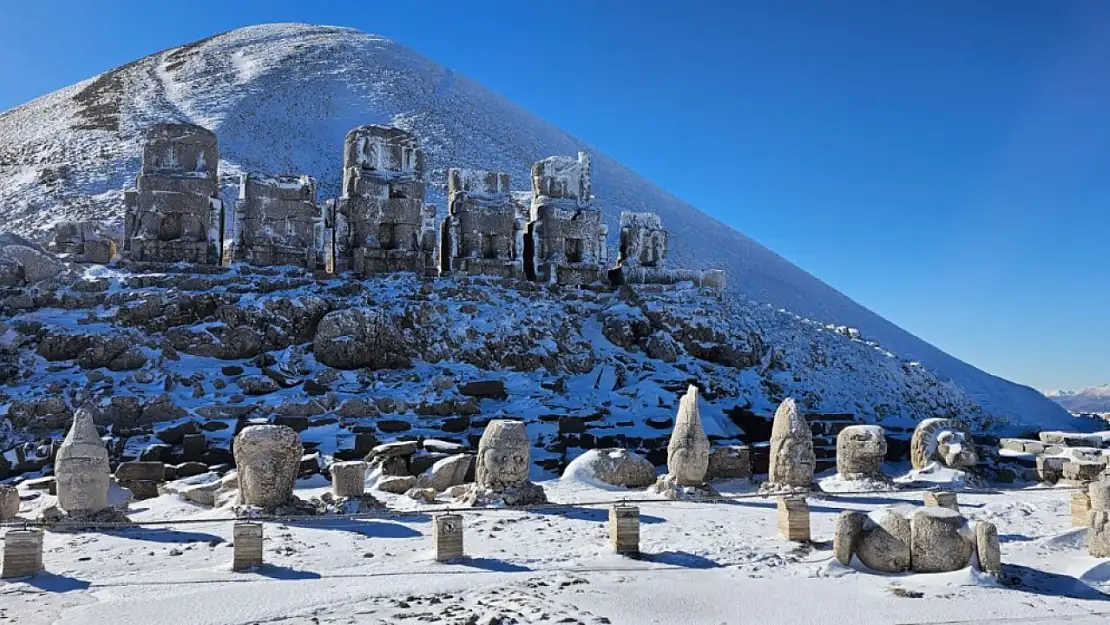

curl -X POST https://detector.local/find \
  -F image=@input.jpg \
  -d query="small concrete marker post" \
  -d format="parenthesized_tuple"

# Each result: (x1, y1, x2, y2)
(777, 496, 810, 542)
(1072, 489, 1093, 527)
(433, 513, 463, 562)
(609, 504, 640, 555)
(924, 491, 959, 512)
(2, 529, 44, 579)
(232, 522, 264, 572)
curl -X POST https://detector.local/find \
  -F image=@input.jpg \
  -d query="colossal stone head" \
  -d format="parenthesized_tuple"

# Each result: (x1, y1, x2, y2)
(233, 425, 302, 508)
(667, 385, 710, 485)
(475, 420, 531, 490)
(55, 405, 110, 515)
(767, 398, 816, 489)
(910, 418, 977, 471)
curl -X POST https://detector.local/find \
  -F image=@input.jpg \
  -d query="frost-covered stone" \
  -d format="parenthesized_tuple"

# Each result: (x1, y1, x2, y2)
(975, 520, 1001, 577)
(856, 505, 913, 573)
(911, 507, 974, 573)
(1091, 510, 1110, 558)
(457, 419, 546, 506)
(1062, 460, 1105, 483)
(706, 445, 752, 481)
(528, 152, 608, 285)
(233, 425, 302, 508)
(910, 418, 977, 470)
(0, 242, 66, 283)
(330, 461, 367, 498)
(0, 484, 19, 520)
(377, 475, 416, 494)
(563, 448, 656, 488)
(54, 406, 111, 516)
(766, 398, 815, 490)
(417, 453, 474, 492)
(836, 425, 887, 480)
(1090, 479, 1110, 511)
(406, 487, 438, 503)
(234, 173, 319, 268)
(833, 510, 865, 566)
(665, 385, 710, 486)
(313, 307, 410, 370)
(440, 168, 524, 278)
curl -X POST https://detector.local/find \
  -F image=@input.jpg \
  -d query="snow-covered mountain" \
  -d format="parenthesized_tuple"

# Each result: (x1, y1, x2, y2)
(1045, 385, 1110, 414)
(0, 22, 1076, 433)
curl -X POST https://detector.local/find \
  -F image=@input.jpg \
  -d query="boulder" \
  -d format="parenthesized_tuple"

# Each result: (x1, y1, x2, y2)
(0, 241, 66, 283)
(312, 308, 410, 370)
(706, 445, 752, 481)
(458, 380, 507, 399)
(237, 375, 279, 396)
(233, 425, 302, 508)
(157, 420, 201, 445)
(833, 510, 865, 566)
(377, 475, 417, 494)
(856, 506, 913, 573)
(910, 507, 974, 574)
(836, 425, 887, 480)
(115, 461, 166, 482)
(405, 487, 438, 503)
(331, 461, 368, 498)
(418, 454, 474, 492)
(975, 520, 1001, 577)
(564, 448, 656, 488)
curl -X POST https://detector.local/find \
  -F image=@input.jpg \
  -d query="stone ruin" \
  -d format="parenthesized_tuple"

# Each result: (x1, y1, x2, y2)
(456, 419, 547, 506)
(51, 405, 130, 525)
(46, 220, 116, 264)
(834, 505, 1001, 577)
(526, 152, 609, 285)
(232, 173, 320, 269)
(764, 397, 816, 493)
(649, 385, 718, 499)
(333, 125, 437, 276)
(835, 424, 888, 483)
(440, 169, 526, 278)
(910, 418, 977, 472)
(124, 123, 221, 264)
(233, 424, 302, 510)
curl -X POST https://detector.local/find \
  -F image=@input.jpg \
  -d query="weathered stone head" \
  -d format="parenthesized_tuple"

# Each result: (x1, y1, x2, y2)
(475, 420, 531, 491)
(910, 418, 977, 471)
(233, 425, 302, 508)
(667, 385, 710, 485)
(55, 405, 110, 515)
(767, 398, 815, 489)
(836, 424, 888, 480)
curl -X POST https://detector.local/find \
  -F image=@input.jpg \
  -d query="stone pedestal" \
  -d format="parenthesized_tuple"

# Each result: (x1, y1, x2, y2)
(1072, 490, 1092, 527)
(232, 522, 264, 572)
(923, 491, 959, 512)
(2, 529, 44, 579)
(777, 496, 810, 542)
(0, 484, 19, 520)
(433, 513, 464, 562)
(609, 504, 640, 555)
(331, 461, 368, 498)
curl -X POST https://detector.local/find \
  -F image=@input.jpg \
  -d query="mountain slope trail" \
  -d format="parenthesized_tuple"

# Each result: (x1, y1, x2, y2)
(0, 22, 1077, 433)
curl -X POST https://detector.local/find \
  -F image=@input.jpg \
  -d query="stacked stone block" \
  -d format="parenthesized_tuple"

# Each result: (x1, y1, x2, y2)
(334, 125, 435, 275)
(441, 169, 525, 278)
(609, 504, 640, 554)
(235, 173, 320, 268)
(124, 123, 221, 264)
(1, 529, 44, 579)
(232, 522, 264, 571)
(527, 152, 608, 285)
(433, 513, 464, 562)
(47, 220, 116, 263)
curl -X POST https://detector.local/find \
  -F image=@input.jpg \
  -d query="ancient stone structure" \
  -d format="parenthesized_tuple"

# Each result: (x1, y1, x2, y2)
(124, 123, 221, 264)
(232, 521, 264, 571)
(330, 461, 367, 498)
(234, 173, 320, 268)
(440, 169, 526, 278)
(456, 420, 546, 506)
(923, 491, 959, 512)
(526, 152, 608, 285)
(1090, 479, 1110, 557)
(55, 406, 110, 516)
(609, 504, 640, 555)
(666, 385, 710, 485)
(834, 504, 1000, 576)
(233, 425, 302, 508)
(1, 529, 43, 579)
(433, 513, 464, 562)
(765, 398, 815, 491)
(47, 220, 116, 263)
(333, 125, 436, 275)
(910, 418, 977, 471)
(0, 484, 19, 520)
(835, 425, 888, 481)
(777, 496, 810, 542)
(617, 211, 667, 270)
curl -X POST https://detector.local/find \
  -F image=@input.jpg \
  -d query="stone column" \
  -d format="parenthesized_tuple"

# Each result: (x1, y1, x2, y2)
(433, 513, 464, 562)
(232, 522, 264, 571)
(609, 504, 640, 555)
(777, 496, 810, 542)
(331, 461, 368, 498)
(1, 529, 44, 579)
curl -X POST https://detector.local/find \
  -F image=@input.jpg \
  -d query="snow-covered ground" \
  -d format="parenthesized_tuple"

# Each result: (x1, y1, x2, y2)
(3, 474, 1110, 625)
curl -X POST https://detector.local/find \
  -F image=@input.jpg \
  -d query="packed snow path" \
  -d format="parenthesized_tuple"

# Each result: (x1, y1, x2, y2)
(2, 479, 1109, 625)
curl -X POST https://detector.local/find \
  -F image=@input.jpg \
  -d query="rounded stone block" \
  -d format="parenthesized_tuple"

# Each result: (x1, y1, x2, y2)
(836, 425, 887, 479)
(911, 507, 974, 573)
(975, 520, 1001, 577)
(331, 461, 368, 498)
(856, 506, 912, 573)
(833, 510, 865, 566)
(475, 420, 531, 490)
(233, 425, 302, 508)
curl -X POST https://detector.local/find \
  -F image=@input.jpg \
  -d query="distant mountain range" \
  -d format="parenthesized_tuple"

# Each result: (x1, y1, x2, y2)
(1044, 385, 1110, 414)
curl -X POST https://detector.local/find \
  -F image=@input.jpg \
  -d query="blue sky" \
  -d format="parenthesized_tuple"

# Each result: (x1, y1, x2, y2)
(0, 1, 1107, 391)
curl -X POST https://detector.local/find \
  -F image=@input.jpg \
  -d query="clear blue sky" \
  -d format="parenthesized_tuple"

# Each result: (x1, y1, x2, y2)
(1, 1, 1107, 391)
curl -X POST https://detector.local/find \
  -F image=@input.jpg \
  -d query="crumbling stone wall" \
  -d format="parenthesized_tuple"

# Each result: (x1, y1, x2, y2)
(527, 152, 608, 285)
(333, 125, 436, 276)
(234, 173, 319, 268)
(441, 169, 525, 278)
(124, 123, 221, 264)
(618, 211, 667, 269)
(47, 221, 117, 264)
